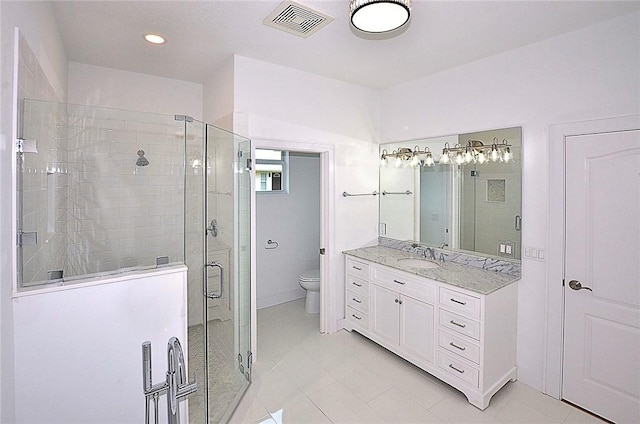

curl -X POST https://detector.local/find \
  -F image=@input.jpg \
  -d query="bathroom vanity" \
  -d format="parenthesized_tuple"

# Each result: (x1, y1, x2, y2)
(343, 244, 519, 410)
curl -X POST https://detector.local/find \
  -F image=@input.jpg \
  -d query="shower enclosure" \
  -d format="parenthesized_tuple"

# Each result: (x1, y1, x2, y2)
(17, 99, 252, 422)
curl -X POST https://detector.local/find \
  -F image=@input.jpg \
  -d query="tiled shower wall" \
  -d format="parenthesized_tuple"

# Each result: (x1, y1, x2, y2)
(185, 121, 206, 326)
(20, 100, 187, 285)
(64, 106, 185, 277)
(17, 34, 65, 284)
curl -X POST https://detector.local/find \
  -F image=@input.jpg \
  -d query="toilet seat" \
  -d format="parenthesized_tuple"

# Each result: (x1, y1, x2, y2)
(299, 269, 320, 282)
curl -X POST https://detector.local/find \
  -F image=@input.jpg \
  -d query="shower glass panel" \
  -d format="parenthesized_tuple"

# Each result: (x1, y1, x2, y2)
(18, 99, 185, 288)
(185, 122, 251, 424)
(19, 101, 252, 421)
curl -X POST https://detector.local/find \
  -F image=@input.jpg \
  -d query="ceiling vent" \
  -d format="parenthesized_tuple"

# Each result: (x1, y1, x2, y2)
(263, 1, 334, 38)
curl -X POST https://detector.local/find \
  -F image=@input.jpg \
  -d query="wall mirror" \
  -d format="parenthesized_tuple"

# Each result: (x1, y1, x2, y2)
(379, 127, 522, 260)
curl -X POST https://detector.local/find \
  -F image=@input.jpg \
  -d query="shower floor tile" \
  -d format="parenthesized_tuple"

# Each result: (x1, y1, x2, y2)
(188, 319, 248, 424)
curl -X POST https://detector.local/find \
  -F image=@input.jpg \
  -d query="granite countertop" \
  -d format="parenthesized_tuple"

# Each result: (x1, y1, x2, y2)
(343, 245, 519, 295)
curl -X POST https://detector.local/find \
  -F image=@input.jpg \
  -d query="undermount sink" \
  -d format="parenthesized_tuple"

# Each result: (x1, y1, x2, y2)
(396, 258, 440, 269)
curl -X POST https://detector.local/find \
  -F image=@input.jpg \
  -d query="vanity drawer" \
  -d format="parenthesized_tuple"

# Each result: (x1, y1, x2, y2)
(438, 350, 480, 388)
(346, 258, 370, 280)
(438, 329, 480, 364)
(439, 309, 481, 340)
(347, 290, 369, 313)
(439, 287, 481, 318)
(347, 306, 368, 328)
(371, 265, 435, 303)
(347, 275, 369, 297)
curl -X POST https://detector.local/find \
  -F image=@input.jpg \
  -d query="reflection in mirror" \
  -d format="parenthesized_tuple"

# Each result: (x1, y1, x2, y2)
(379, 127, 522, 260)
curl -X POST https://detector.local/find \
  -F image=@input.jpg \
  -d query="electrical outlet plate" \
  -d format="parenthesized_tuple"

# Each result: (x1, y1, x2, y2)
(497, 240, 516, 258)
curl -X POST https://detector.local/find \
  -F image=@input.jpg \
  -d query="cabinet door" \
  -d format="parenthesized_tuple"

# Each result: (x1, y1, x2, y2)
(371, 284, 400, 344)
(400, 295, 435, 364)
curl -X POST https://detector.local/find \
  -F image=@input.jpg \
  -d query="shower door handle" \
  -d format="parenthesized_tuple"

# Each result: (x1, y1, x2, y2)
(204, 261, 224, 299)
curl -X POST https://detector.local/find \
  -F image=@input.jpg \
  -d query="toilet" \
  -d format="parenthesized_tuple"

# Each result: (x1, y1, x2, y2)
(298, 269, 320, 314)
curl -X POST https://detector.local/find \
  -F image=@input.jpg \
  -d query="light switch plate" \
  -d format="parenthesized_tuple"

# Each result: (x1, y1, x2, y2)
(524, 245, 546, 261)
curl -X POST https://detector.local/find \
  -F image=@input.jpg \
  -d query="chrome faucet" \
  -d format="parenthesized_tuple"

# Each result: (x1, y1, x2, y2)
(439, 243, 448, 248)
(424, 247, 436, 260)
(143, 338, 197, 424)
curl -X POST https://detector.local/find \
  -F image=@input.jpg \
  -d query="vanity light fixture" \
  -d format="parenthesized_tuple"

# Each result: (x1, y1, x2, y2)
(381, 138, 513, 168)
(438, 139, 513, 165)
(144, 33, 166, 44)
(350, 0, 411, 33)
(380, 146, 436, 168)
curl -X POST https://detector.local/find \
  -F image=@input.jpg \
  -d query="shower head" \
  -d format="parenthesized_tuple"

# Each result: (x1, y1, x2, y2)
(136, 150, 149, 166)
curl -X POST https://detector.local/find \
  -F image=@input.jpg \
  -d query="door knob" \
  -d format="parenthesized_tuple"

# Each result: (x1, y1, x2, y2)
(568, 280, 592, 291)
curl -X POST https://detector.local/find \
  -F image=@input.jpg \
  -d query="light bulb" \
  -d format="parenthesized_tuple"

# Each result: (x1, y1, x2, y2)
(477, 150, 486, 164)
(464, 149, 473, 163)
(380, 156, 388, 167)
(490, 145, 500, 162)
(455, 151, 464, 165)
(410, 154, 420, 167)
(440, 147, 451, 164)
(394, 156, 402, 168)
(424, 152, 434, 167)
(503, 147, 512, 163)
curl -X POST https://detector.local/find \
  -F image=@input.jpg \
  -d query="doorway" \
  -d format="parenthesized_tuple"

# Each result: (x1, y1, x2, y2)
(251, 140, 333, 351)
(255, 150, 322, 316)
(546, 116, 640, 423)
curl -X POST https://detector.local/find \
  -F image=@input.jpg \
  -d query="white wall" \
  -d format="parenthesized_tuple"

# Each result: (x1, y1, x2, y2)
(256, 153, 321, 309)
(67, 62, 203, 119)
(13, 267, 187, 424)
(380, 11, 640, 391)
(0, 1, 69, 420)
(234, 56, 381, 142)
(233, 56, 381, 334)
(203, 57, 234, 130)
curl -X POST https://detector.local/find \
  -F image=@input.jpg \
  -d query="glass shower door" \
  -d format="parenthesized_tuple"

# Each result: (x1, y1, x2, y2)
(203, 124, 251, 423)
(184, 120, 251, 423)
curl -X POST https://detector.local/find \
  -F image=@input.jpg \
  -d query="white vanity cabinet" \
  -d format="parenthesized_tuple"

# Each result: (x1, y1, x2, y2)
(344, 255, 518, 410)
(345, 257, 371, 331)
(370, 266, 435, 365)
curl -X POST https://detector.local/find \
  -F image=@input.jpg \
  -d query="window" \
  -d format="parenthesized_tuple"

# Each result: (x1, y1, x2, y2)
(255, 149, 289, 193)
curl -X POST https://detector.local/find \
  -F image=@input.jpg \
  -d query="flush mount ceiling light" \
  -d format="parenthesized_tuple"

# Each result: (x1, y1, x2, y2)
(144, 34, 166, 44)
(350, 0, 411, 33)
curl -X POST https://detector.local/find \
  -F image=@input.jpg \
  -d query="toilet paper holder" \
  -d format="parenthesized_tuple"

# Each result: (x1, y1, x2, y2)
(265, 239, 279, 250)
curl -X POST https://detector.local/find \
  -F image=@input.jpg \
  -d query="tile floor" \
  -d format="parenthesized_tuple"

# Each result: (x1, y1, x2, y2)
(229, 299, 606, 424)
(189, 320, 248, 423)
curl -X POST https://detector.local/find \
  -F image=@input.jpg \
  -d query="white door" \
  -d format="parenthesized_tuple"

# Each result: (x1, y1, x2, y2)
(563, 129, 640, 423)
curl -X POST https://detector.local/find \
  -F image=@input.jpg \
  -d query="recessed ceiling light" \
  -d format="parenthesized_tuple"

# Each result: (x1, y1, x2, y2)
(144, 34, 166, 44)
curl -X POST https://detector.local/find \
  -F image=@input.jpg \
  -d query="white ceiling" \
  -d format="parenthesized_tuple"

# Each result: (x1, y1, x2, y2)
(51, 0, 639, 90)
